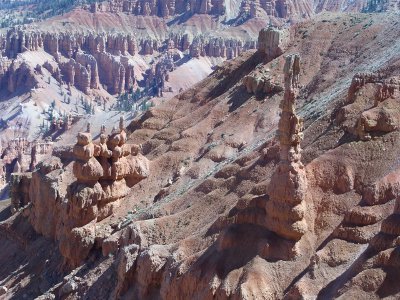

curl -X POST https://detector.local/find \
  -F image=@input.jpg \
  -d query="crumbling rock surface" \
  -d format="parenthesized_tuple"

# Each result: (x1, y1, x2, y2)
(243, 27, 287, 95)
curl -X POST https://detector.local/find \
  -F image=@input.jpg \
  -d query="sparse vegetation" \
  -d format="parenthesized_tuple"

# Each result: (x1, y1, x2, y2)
(0, 0, 98, 28)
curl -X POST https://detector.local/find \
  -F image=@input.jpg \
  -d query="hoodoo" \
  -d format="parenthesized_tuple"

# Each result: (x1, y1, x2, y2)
(265, 54, 310, 243)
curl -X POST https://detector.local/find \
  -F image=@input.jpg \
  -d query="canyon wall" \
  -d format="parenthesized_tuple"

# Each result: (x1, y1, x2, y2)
(0, 28, 257, 95)
(106, 0, 315, 19)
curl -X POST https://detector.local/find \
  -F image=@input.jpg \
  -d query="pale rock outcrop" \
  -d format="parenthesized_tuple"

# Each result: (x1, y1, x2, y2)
(4, 29, 43, 58)
(0, 29, 141, 94)
(61, 59, 90, 94)
(241, 0, 303, 19)
(106, 0, 314, 19)
(7, 61, 36, 93)
(59, 52, 100, 94)
(72, 132, 103, 183)
(243, 70, 283, 95)
(189, 37, 256, 59)
(0, 57, 13, 89)
(363, 168, 400, 206)
(76, 51, 100, 89)
(355, 105, 400, 140)
(97, 52, 132, 94)
(258, 26, 289, 60)
(347, 73, 398, 104)
(29, 157, 65, 238)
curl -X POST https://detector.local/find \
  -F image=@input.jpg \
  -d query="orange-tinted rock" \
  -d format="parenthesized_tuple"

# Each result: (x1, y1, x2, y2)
(73, 133, 103, 183)
(23, 128, 150, 267)
(364, 168, 400, 206)
(265, 54, 310, 242)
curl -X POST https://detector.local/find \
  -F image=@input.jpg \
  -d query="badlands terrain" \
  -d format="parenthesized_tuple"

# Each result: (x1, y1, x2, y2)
(0, 0, 400, 299)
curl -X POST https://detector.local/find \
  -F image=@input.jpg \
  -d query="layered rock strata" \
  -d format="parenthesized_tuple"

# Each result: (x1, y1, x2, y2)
(0, 57, 38, 93)
(241, 0, 314, 19)
(1, 139, 52, 186)
(0, 30, 139, 94)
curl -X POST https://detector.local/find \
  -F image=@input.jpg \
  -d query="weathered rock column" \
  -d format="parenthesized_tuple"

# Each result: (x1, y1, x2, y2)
(59, 132, 104, 267)
(265, 54, 308, 242)
(258, 26, 289, 61)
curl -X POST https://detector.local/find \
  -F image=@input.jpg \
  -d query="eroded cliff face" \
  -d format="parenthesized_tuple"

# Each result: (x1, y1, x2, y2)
(0, 27, 258, 96)
(0, 57, 38, 94)
(106, 0, 315, 19)
(42, 0, 400, 24)
(0, 30, 140, 95)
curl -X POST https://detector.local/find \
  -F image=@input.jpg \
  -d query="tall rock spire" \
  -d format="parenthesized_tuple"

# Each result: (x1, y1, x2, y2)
(265, 54, 308, 242)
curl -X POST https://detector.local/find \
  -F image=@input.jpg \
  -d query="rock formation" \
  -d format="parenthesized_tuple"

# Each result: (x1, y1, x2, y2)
(29, 143, 37, 172)
(243, 26, 289, 95)
(25, 123, 150, 267)
(106, 0, 315, 19)
(0, 57, 38, 93)
(0, 139, 52, 191)
(372, 191, 400, 254)
(10, 172, 32, 213)
(0, 29, 140, 94)
(0, 25, 260, 96)
(3, 11, 400, 299)
(189, 36, 256, 59)
(258, 26, 289, 60)
(265, 54, 309, 242)
(108, 0, 226, 16)
(243, 71, 283, 94)
(336, 73, 400, 140)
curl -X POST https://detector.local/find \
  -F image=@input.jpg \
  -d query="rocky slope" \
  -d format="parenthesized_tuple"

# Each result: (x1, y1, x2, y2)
(1, 0, 398, 167)
(0, 4, 265, 185)
(0, 10, 400, 299)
